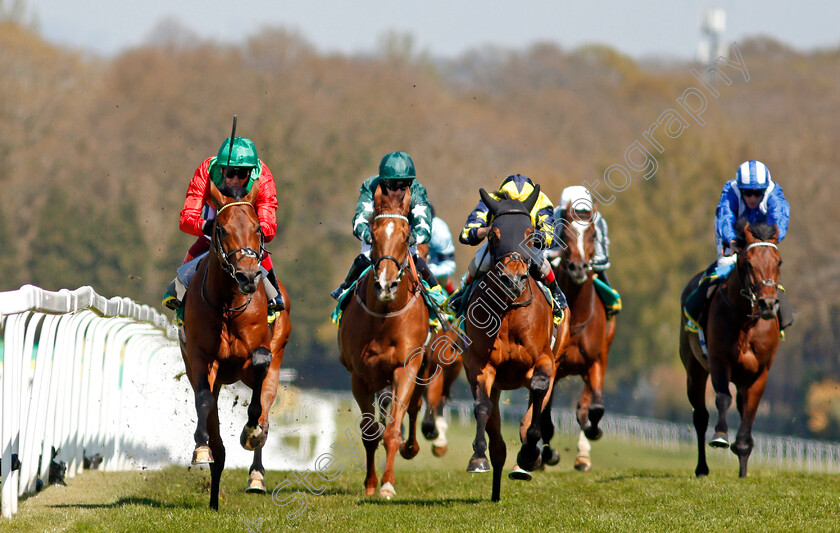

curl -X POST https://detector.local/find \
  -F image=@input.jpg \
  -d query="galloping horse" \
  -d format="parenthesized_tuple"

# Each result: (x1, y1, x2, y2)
(338, 184, 429, 498)
(416, 244, 465, 457)
(541, 209, 617, 471)
(679, 220, 783, 478)
(463, 186, 568, 501)
(180, 179, 291, 510)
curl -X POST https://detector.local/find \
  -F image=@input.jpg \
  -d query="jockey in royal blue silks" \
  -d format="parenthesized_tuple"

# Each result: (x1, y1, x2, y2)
(684, 159, 793, 334)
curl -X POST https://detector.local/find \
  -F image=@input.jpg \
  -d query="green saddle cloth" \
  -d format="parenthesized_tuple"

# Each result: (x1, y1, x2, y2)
(594, 276, 622, 313)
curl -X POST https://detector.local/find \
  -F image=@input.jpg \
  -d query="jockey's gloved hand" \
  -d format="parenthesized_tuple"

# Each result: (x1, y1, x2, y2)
(409, 234, 417, 246)
(202, 220, 213, 236)
(362, 229, 372, 244)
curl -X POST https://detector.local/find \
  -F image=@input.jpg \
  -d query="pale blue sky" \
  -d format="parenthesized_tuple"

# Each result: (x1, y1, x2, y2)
(20, 0, 840, 60)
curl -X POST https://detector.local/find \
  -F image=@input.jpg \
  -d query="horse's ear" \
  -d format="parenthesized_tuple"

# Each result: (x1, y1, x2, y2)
(479, 188, 497, 214)
(244, 178, 260, 205)
(401, 185, 412, 213)
(373, 181, 383, 210)
(208, 178, 226, 209)
(523, 183, 540, 213)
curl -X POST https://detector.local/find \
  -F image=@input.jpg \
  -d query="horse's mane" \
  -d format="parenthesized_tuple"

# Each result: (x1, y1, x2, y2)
(735, 217, 778, 243)
(219, 183, 247, 201)
(493, 191, 512, 201)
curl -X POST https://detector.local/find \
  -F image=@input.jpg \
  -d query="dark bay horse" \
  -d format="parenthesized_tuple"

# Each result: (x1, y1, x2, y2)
(338, 184, 429, 498)
(416, 243, 465, 457)
(463, 186, 569, 501)
(180, 179, 291, 510)
(542, 209, 616, 471)
(679, 220, 783, 478)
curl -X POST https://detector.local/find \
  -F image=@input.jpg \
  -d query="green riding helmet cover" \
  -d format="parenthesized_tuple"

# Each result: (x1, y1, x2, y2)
(378, 151, 416, 181)
(210, 136, 261, 193)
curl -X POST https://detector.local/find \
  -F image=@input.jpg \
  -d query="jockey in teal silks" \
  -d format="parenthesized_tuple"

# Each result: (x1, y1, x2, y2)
(330, 151, 444, 300)
(684, 159, 793, 335)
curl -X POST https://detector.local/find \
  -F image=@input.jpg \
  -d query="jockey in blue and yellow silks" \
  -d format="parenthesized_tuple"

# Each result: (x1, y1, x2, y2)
(684, 159, 793, 334)
(330, 151, 443, 300)
(448, 174, 567, 318)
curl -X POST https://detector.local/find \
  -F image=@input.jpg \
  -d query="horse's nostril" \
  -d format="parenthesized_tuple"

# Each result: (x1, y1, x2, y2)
(389, 281, 399, 291)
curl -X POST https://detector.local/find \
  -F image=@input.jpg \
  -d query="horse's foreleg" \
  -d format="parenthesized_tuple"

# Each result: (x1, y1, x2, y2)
(466, 368, 496, 474)
(517, 358, 553, 472)
(192, 372, 215, 464)
(583, 360, 605, 440)
(207, 390, 226, 511)
(733, 371, 768, 478)
(399, 371, 424, 461)
(709, 357, 732, 448)
(486, 389, 505, 502)
(241, 347, 273, 451)
(351, 376, 380, 496)
(422, 361, 443, 441)
(539, 387, 560, 467)
(379, 367, 415, 498)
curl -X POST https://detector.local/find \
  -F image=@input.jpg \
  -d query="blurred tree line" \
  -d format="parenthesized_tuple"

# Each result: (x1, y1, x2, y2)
(1, 18, 839, 439)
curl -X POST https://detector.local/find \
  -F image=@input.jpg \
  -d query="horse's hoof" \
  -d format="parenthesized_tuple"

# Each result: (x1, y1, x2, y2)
(542, 446, 560, 466)
(191, 445, 214, 465)
(516, 448, 542, 472)
(240, 424, 267, 451)
(574, 456, 592, 472)
(421, 420, 439, 441)
(378, 482, 396, 499)
(246, 471, 267, 493)
(399, 442, 419, 460)
(508, 465, 532, 481)
(432, 444, 448, 457)
(466, 455, 491, 473)
(583, 425, 603, 441)
(709, 433, 729, 448)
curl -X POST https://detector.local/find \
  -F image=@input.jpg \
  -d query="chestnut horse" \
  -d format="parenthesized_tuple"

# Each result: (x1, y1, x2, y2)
(541, 209, 617, 472)
(338, 184, 429, 498)
(180, 179, 291, 510)
(463, 186, 568, 501)
(679, 220, 783, 478)
(416, 243, 465, 457)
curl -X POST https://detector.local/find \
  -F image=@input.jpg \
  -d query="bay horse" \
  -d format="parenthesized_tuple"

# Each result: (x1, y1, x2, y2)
(338, 183, 429, 498)
(180, 179, 291, 510)
(463, 186, 568, 502)
(416, 243, 465, 457)
(541, 208, 617, 472)
(679, 220, 783, 478)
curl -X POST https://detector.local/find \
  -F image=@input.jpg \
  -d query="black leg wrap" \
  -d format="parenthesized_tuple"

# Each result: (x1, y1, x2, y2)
(252, 347, 272, 370)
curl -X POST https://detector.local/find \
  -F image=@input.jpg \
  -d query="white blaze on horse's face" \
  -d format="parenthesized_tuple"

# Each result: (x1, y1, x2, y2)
(571, 220, 590, 260)
(385, 221, 395, 239)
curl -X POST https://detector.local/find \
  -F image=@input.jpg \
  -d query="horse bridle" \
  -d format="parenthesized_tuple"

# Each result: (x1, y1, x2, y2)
(738, 242, 781, 304)
(370, 213, 411, 284)
(212, 201, 268, 280)
(720, 241, 781, 318)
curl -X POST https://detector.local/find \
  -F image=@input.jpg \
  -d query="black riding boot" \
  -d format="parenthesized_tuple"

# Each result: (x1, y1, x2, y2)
(779, 291, 795, 330)
(331, 254, 372, 300)
(413, 254, 440, 288)
(265, 268, 285, 311)
(545, 278, 568, 317)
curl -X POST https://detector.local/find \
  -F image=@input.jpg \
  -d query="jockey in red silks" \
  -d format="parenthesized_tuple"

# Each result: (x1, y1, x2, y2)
(162, 136, 284, 312)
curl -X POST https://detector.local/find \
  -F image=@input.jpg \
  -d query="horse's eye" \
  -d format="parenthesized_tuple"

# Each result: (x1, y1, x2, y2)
(777, 260, 783, 268)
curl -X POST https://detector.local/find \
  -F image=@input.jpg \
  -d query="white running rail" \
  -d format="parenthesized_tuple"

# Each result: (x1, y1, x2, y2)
(0, 284, 177, 519)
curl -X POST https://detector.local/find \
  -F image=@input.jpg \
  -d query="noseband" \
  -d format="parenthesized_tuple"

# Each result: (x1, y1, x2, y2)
(212, 201, 267, 280)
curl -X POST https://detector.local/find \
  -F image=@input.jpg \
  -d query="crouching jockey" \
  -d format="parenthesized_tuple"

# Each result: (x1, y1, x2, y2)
(684, 160, 794, 334)
(330, 151, 443, 302)
(162, 136, 284, 316)
(448, 174, 568, 318)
